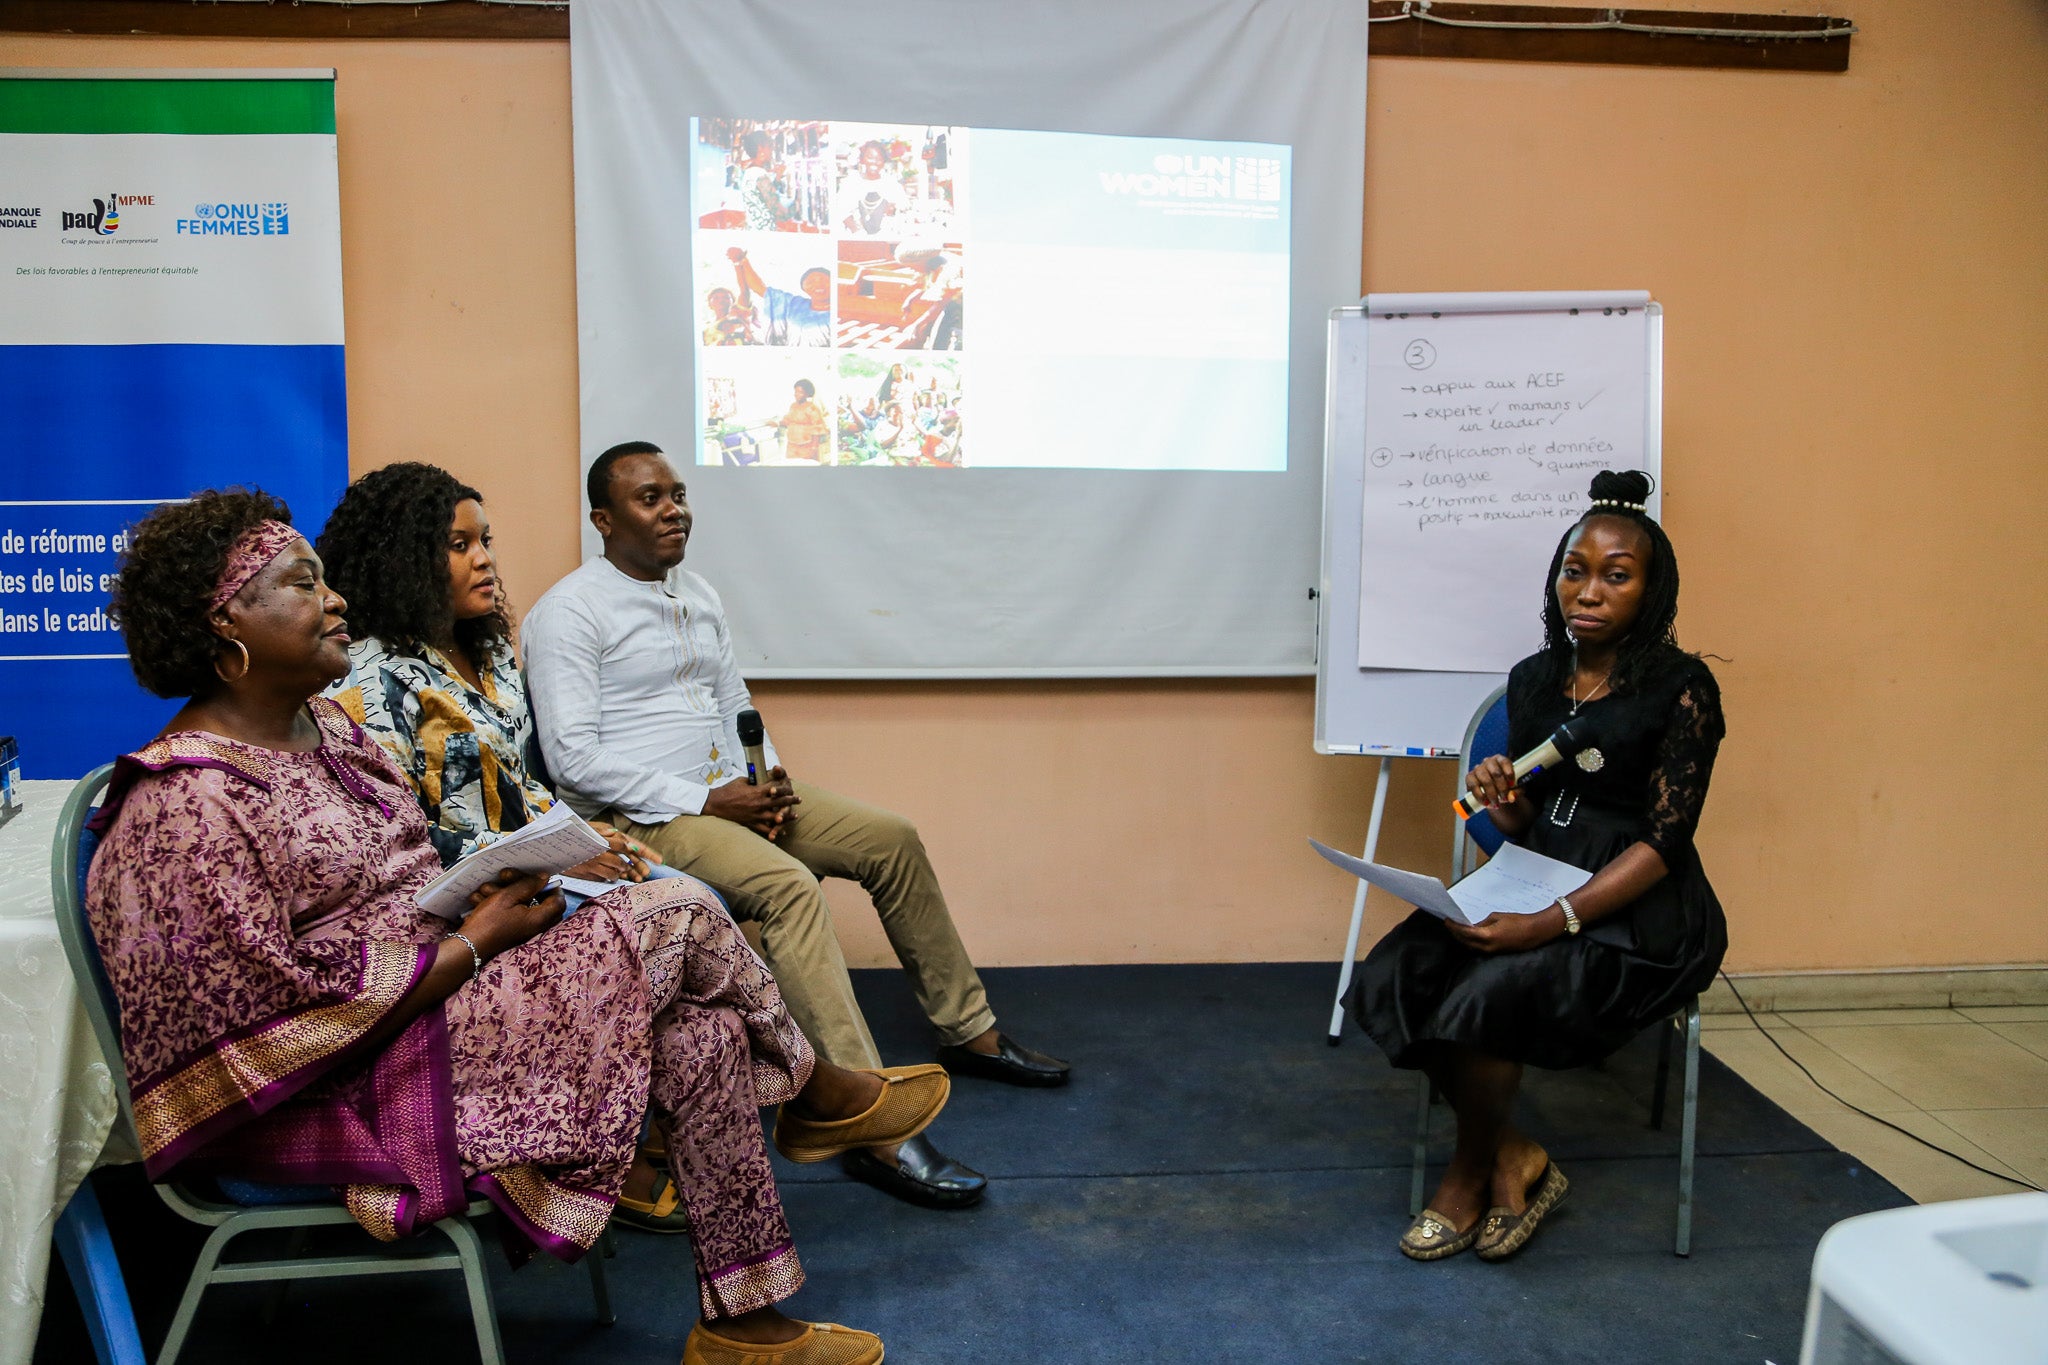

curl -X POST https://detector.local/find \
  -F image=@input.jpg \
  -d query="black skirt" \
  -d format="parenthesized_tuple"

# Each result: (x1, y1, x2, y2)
(1350, 651, 1729, 1071)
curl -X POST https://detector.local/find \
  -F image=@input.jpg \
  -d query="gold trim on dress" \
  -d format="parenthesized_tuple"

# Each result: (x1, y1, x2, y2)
(704, 1245, 805, 1320)
(491, 1164, 613, 1251)
(128, 732, 276, 789)
(132, 941, 421, 1160)
(345, 1183, 406, 1242)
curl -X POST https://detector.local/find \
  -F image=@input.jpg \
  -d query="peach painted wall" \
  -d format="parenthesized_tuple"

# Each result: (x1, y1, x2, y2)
(9, 0, 2044, 972)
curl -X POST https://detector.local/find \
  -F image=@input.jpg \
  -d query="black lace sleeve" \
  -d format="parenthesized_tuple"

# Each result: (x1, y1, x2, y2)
(1645, 664, 1726, 863)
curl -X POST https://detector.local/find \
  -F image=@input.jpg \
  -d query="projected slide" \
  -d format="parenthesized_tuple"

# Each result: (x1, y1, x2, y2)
(689, 119, 1290, 471)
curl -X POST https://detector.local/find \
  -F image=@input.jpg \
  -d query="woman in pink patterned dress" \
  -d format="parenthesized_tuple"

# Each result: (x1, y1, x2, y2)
(87, 489, 950, 1365)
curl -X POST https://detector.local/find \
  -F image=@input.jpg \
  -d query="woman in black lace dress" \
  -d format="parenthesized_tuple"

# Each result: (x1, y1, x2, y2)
(1352, 469, 1726, 1263)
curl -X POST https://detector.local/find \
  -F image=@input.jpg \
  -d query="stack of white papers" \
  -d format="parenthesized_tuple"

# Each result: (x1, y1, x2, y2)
(1309, 838, 1591, 926)
(415, 802, 610, 920)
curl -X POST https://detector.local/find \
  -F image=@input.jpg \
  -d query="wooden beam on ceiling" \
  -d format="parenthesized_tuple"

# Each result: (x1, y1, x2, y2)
(1, 1, 1853, 73)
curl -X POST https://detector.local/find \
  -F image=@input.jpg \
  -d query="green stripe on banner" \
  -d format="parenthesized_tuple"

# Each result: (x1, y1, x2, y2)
(0, 79, 334, 135)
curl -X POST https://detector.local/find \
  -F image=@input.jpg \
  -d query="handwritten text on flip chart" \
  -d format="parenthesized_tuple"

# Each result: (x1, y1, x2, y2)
(1357, 309, 1652, 672)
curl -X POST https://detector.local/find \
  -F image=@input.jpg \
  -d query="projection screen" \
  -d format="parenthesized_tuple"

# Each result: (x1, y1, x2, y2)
(569, 0, 1368, 675)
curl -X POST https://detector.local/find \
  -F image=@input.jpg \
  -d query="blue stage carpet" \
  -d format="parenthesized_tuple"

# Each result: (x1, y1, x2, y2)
(36, 964, 1907, 1364)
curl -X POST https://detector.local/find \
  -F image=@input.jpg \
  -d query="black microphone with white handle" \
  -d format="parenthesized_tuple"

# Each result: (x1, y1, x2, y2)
(736, 708, 768, 786)
(1452, 714, 1599, 820)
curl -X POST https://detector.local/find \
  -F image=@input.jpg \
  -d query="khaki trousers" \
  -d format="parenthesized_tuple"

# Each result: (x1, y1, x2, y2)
(604, 780, 995, 1069)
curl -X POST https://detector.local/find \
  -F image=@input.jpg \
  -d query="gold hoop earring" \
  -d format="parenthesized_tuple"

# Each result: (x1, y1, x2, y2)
(214, 638, 250, 684)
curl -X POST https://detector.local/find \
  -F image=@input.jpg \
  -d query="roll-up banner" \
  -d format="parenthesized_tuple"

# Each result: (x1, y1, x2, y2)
(0, 70, 347, 778)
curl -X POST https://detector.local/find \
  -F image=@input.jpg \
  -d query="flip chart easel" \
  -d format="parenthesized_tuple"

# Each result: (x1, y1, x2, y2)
(1314, 291, 1662, 1042)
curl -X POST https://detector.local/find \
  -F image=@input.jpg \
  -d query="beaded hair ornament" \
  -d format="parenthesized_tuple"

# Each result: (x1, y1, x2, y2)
(208, 520, 302, 610)
(1587, 497, 1648, 513)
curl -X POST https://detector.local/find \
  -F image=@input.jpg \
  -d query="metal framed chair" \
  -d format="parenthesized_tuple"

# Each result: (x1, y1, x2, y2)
(49, 764, 615, 1365)
(1409, 690, 1702, 1257)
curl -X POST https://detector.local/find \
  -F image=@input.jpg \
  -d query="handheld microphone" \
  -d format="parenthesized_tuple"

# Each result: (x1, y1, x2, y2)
(1452, 714, 1599, 820)
(736, 708, 768, 786)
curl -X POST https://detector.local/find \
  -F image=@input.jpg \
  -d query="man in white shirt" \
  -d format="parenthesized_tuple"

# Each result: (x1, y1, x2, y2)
(523, 442, 1069, 1210)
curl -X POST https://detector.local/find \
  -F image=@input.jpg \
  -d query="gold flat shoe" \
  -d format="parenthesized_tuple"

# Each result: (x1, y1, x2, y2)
(1399, 1207, 1482, 1260)
(1475, 1162, 1569, 1261)
(683, 1320, 883, 1365)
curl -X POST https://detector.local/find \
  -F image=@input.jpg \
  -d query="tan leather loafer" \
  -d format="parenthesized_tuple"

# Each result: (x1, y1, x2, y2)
(682, 1320, 884, 1365)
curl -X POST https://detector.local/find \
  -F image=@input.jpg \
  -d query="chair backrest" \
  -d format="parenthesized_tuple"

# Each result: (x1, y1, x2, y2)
(1452, 686, 1511, 879)
(48, 763, 138, 1134)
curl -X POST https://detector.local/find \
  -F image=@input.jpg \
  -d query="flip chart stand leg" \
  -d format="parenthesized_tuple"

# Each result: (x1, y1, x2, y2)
(1326, 756, 1393, 1045)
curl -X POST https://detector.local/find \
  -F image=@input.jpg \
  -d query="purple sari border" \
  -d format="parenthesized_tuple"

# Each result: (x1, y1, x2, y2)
(710, 1239, 799, 1278)
(139, 941, 436, 1178)
(130, 936, 379, 1100)
(394, 1188, 418, 1237)
(469, 1170, 610, 1264)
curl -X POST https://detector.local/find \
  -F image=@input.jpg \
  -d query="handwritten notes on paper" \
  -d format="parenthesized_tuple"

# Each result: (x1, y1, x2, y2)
(414, 801, 608, 920)
(1356, 306, 1653, 671)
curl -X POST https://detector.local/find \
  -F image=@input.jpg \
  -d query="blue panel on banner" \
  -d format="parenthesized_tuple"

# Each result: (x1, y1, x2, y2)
(0, 661, 178, 782)
(0, 345, 347, 502)
(0, 344, 347, 779)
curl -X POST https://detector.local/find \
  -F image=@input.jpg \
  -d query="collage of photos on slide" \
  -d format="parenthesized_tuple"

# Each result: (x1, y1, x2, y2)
(693, 118, 966, 469)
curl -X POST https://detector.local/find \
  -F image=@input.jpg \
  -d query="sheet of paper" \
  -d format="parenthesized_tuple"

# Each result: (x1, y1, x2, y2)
(557, 875, 627, 900)
(415, 802, 610, 919)
(1309, 838, 1471, 923)
(1309, 837, 1591, 926)
(1445, 843, 1591, 922)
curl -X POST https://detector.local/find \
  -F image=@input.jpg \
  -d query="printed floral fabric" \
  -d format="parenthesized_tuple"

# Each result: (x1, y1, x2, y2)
(327, 636, 556, 868)
(85, 700, 815, 1309)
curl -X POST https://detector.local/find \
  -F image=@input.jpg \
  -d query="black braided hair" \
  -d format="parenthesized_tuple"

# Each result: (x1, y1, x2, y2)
(1535, 469, 1687, 697)
(314, 462, 511, 661)
(109, 488, 294, 699)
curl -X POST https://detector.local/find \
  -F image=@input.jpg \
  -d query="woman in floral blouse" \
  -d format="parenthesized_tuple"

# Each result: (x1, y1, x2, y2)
(318, 462, 693, 1234)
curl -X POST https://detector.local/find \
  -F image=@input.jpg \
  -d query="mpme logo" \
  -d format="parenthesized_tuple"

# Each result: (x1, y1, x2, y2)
(176, 201, 291, 236)
(61, 191, 151, 235)
(1098, 152, 1284, 203)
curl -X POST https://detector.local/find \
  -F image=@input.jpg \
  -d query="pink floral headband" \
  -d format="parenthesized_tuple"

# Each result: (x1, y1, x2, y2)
(209, 520, 302, 611)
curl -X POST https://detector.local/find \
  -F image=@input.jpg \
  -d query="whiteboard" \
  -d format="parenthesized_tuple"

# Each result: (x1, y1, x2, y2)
(1314, 292, 1662, 755)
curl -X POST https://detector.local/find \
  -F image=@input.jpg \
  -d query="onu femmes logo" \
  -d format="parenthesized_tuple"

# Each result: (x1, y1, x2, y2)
(1097, 153, 1284, 202)
(176, 201, 291, 236)
(61, 191, 150, 235)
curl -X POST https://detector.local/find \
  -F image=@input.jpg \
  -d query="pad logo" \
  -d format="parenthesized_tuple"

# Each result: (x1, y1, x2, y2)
(61, 191, 150, 235)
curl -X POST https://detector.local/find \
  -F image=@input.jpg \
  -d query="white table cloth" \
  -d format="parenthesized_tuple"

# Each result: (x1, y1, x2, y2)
(0, 779, 123, 1365)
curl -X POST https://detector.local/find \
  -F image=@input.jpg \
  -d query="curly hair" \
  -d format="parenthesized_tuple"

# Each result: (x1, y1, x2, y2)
(314, 462, 511, 660)
(1534, 470, 1690, 697)
(110, 488, 294, 699)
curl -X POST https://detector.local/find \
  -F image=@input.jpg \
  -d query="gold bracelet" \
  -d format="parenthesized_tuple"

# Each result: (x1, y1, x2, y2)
(1556, 894, 1582, 935)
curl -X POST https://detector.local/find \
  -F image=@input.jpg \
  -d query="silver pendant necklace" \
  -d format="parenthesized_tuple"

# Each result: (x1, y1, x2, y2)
(1556, 645, 1609, 826)
(1570, 658, 1613, 716)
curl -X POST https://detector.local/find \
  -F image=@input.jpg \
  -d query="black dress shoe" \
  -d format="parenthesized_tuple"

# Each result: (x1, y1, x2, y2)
(936, 1033, 1071, 1087)
(840, 1134, 986, 1209)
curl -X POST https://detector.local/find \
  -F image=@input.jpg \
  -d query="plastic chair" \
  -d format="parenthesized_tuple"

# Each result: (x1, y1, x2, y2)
(1409, 690, 1702, 1257)
(49, 764, 615, 1364)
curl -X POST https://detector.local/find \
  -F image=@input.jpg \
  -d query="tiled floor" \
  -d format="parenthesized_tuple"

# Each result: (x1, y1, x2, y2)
(1703, 1004, 2048, 1203)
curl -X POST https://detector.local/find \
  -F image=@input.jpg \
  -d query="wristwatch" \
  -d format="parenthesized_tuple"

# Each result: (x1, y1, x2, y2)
(1556, 894, 1582, 935)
